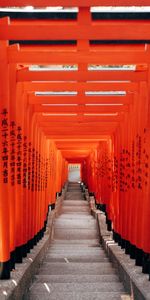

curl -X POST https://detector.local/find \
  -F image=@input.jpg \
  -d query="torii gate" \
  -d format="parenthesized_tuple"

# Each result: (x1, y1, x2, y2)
(0, 2, 150, 280)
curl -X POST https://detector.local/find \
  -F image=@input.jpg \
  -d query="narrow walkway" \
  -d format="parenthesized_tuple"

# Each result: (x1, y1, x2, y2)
(26, 182, 129, 300)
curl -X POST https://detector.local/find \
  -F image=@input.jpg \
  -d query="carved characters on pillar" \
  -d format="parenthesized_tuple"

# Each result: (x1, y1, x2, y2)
(16, 126, 22, 185)
(1, 108, 9, 184)
(31, 147, 35, 192)
(119, 149, 124, 192)
(135, 134, 143, 190)
(112, 156, 118, 192)
(45, 158, 48, 189)
(143, 128, 149, 188)
(10, 120, 16, 187)
(28, 142, 32, 190)
(125, 149, 131, 191)
(23, 136, 27, 189)
(35, 151, 38, 192)
(131, 140, 135, 189)
(38, 153, 41, 192)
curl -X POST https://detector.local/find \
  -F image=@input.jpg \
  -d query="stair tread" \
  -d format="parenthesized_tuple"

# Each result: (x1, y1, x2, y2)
(44, 256, 109, 262)
(34, 274, 121, 283)
(39, 262, 117, 275)
(51, 239, 99, 244)
(29, 282, 125, 293)
(28, 291, 129, 300)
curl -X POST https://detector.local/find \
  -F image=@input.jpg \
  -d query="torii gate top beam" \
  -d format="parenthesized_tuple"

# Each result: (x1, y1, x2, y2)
(0, 0, 149, 6)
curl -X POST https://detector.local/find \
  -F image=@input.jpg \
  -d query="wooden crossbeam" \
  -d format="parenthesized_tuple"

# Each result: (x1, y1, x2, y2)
(19, 44, 145, 51)
(24, 81, 138, 91)
(46, 134, 113, 138)
(34, 104, 128, 113)
(38, 121, 118, 127)
(36, 114, 124, 122)
(1, 18, 150, 40)
(9, 48, 150, 64)
(43, 125, 117, 132)
(54, 138, 109, 141)
(17, 69, 147, 82)
(61, 150, 91, 157)
(56, 143, 99, 150)
(29, 94, 133, 105)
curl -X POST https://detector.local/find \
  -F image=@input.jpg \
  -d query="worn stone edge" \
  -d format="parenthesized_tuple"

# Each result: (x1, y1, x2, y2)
(0, 188, 66, 300)
(91, 207, 150, 300)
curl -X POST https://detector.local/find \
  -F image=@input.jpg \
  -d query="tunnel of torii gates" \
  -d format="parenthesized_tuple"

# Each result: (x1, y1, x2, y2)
(1, 0, 150, 280)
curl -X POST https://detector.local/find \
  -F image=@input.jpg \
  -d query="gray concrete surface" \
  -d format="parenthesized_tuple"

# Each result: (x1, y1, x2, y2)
(26, 182, 129, 300)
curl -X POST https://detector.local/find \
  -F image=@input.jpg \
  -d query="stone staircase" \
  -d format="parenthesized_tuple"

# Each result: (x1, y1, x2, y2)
(26, 182, 130, 300)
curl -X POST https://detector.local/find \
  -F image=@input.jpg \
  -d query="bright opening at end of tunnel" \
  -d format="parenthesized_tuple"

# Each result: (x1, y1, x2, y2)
(35, 91, 78, 96)
(68, 164, 81, 182)
(29, 65, 78, 71)
(85, 91, 126, 95)
(88, 65, 136, 71)
(1, 7, 150, 12)
(42, 113, 78, 116)
(84, 113, 119, 116)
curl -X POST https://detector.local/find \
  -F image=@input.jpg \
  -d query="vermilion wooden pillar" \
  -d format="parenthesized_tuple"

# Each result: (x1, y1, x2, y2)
(14, 82, 25, 262)
(0, 41, 10, 279)
(140, 73, 150, 272)
(9, 62, 17, 269)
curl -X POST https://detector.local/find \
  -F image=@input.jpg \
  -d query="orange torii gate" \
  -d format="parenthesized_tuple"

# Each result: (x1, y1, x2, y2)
(0, 0, 149, 5)
(0, 3, 150, 280)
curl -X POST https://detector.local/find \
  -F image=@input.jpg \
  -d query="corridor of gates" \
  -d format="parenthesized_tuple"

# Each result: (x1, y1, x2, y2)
(0, 1, 150, 299)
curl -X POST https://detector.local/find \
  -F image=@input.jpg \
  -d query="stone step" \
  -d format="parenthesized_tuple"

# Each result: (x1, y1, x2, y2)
(66, 191, 82, 194)
(67, 191, 82, 193)
(34, 274, 120, 283)
(67, 183, 80, 185)
(27, 291, 129, 300)
(58, 211, 90, 215)
(47, 244, 103, 249)
(60, 207, 90, 212)
(65, 190, 82, 193)
(47, 251, 105, 257)
(49, 244, 101, 248)
(67, 187, 81, 190)
(48, 246, 104, 252)
(59, 209, 91, 214)
(65, 195, 84, 200)
(29, 282, 125, 294)
(49, 243, 101, 248)
(44, 255, 109, 263)
(67, 190, 82, 192)
(67, 189, 81, 191)
(67, 186, 81, 188)
(54, 224, 97, 229)
(54, 228, 99, 239)
(57, 214, 93, 219)
(65, 196, 84, 200)
(47, 249, 104, 255)
(62, 200, 88, 206)
(50, 239, 100, 245)
(67, 188, 81, 190)
(39, 262, 116, 275)
(65, 193, 83, 195)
